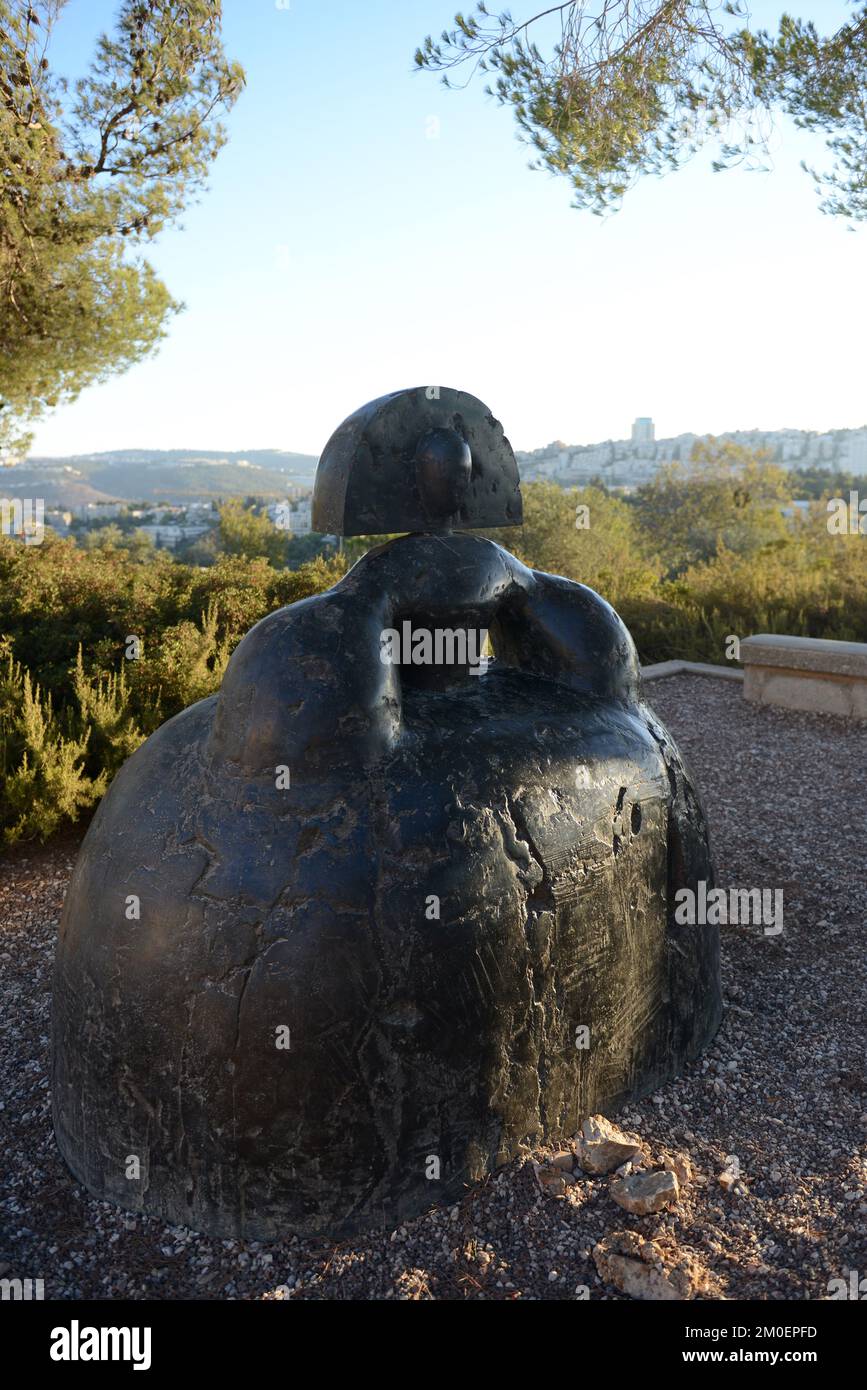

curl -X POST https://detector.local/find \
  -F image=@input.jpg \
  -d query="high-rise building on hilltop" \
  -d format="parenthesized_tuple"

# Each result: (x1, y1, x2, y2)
(516, 423, 867, 489)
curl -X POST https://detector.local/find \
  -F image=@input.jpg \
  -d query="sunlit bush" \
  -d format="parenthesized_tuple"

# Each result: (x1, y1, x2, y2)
(2, 467, 865, 842)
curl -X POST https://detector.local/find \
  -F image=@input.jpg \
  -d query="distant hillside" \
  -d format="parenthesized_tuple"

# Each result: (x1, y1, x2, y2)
(9, 449, 318, 505)
(0, 466, 121, 509)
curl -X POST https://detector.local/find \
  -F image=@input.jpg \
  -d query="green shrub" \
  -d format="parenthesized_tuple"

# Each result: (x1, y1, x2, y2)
(0, 640, 105, 843)
(2, 461, 866, 843)
(0, 538, 345, 841)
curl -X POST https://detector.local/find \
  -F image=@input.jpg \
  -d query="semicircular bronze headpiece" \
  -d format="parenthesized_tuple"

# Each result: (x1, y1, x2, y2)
(312, 386, 523, 537)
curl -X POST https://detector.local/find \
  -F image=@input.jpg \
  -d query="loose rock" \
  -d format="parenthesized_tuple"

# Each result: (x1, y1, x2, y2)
(575, 1114, 642, 1174)
(593, 1231, 698, 1301)
(670, 1152, 693, 1188)
(533, 1163, 567, 1197)
(610, 1168, 679, 1215)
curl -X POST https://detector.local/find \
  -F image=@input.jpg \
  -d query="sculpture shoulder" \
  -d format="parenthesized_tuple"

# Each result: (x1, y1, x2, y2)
(209, 586, 397, 775)
(499, 565, 641, 702)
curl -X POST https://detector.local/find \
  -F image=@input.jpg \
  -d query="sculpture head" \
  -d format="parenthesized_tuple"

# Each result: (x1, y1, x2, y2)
(311, 385, 523, 537)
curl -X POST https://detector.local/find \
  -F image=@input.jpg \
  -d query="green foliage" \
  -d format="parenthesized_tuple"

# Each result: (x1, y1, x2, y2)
(632, 438, 790, 574)
(217, 498, 290, 566)
(416, 2, 867, 219)
(72, 645, 144, 771)
(742, 7, 867, 219)
(0, 0, 243, 452)
(173, 528, 219, 567)
(787, 465, 865, 500)
(285, 531, 341, 567)
(0, 534, 345, 839)
(78, 522, 157, 558)
(489, 480, 660, 603)
(622, 528, 867, 664)
(3, 450, 867, 842)
(0, 637, 105, 843)
(127, 596, 231, 730)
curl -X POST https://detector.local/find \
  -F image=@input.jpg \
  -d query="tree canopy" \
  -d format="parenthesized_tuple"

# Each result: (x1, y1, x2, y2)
(415, 2, 867, 219)
(0, 0, 243, 455)
(632, 438, 791, 573)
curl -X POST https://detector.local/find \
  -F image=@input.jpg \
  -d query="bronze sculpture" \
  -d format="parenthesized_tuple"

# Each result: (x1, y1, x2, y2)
(52, 387, 721, 1239)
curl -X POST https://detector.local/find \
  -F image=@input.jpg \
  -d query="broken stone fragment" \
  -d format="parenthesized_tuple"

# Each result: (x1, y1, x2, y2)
(551, 1150, 577, 1171)
(610, 1168, 679, 1215)
(575, 1114, 642, 1174)
(593, 1230, 698, 1301)
(616, 1150, 650, 1179)
(669, 1152, 692, 1187)
(533, 1162, 567, 1197)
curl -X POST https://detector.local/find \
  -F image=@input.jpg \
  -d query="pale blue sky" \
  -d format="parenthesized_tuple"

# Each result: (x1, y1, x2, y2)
(29, 0, 866, 457)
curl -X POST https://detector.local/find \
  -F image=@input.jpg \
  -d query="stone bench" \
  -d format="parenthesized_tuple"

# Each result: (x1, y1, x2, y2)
(740, 634, 867, 720)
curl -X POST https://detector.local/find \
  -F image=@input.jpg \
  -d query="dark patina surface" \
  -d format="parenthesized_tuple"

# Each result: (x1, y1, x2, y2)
(52, 390, 721, 1240)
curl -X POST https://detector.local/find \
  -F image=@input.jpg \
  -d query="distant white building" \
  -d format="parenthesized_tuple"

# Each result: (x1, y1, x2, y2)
(846, 431, 867, 472)
(516, 423, 867, 486)
(73, 502, 127, 519)
(45, 510, 72, 536)
(138, 524, 212, 549)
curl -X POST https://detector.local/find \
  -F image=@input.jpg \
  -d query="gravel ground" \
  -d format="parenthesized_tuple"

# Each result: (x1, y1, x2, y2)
(1, 673, 865, 1301)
